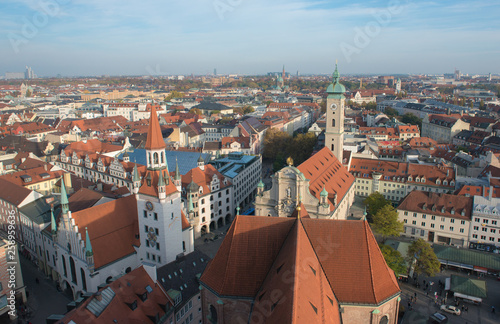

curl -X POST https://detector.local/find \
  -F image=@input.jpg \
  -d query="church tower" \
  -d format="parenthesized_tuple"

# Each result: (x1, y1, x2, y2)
(324, 63, 346, 161)
(145, 104, 167, 170)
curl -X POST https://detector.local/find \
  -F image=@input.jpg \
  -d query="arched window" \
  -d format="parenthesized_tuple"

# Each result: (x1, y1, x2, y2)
(331, 144, 334, 151)
(332, 119, 336, 127)
(379, 315, 389, 324)
(70, 257, 77, 284)
(153, 152, 159, 164)
(61, 255, 67, 277)
(80, 268, 87, 291)
(148, 153, 152, 165)
(125, 267, 132, 273)
(161, 152, 164, 164)
(210, 305, 218, 324)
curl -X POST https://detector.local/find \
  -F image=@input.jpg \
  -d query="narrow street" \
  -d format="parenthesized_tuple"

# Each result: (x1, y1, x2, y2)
(1, 256, 71, 324)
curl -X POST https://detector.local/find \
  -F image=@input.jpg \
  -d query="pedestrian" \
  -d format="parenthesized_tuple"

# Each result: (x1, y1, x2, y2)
(35, 277, 39, 284)
(462, 305, 465, 312)
(414, 292, 417, 297)
(492, 306, 495, 313)
(465, 306, 468, 312)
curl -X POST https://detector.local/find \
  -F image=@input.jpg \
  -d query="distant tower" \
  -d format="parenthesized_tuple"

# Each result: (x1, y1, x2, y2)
(396, 78, 401, 93)
(324, 62, 346, 161)
(214, 68, 217, 76)
(281, 65, 285, 88)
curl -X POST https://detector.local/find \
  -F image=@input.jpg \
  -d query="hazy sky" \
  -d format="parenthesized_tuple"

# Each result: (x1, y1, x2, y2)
(1, 0, 499, 77)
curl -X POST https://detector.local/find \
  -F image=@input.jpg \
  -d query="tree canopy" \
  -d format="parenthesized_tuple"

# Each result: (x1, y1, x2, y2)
(263, 128, 317, 171)
(380, 244, 407, 276)
(363, 192, 390, 217)
(371, 204, 404, 241)
(401, 113, 422, 129)
(407, 239, 441, 277)
(189, 108, 202, 115)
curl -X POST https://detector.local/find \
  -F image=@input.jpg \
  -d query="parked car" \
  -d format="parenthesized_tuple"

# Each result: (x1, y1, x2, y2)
(428, 312, 448, 323)
(440, 305, 461, 315)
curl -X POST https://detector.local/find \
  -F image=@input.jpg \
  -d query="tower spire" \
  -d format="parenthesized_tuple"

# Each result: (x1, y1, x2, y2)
(145, 103, 165, 150)
(50, 205, 57, 234)
(60, 176, 69, 215)
(175, 157, 181, 181)
(85, 227, 93, 256)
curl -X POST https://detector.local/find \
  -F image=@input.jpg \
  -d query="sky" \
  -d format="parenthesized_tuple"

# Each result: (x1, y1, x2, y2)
(0, 0, 499, 77)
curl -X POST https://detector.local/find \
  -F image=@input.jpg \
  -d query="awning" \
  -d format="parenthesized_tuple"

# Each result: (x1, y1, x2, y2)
(474, 266, 488, 273)
(453, 292, 482, 303)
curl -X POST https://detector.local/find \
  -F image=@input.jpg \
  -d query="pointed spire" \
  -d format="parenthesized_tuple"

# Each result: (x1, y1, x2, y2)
(158, 170, 165, 187)
(320, 187, 328, 197)
(362, 206, 367, 221)
(60, 176, 69, 214)
(132, 162, 140, 182)
(50, 206, 57, 234)
(145, 103, 166, 150)
(85, 227, 93, 256)
(332, 61, 340, 83)
(175, 160, 183, 181)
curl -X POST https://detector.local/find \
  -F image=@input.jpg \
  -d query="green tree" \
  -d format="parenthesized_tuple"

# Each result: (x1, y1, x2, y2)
(363, 192, 390, 217)
(164, 90, 184, 102)
(289, 132, 317, 165)
(189, 108, 202, 115)
(371, 205, 403, 242)
(384, 107, 399, 118)
(320, 100, 326, 114)
(407, 239, 441, 277)
(401, 113, 422, 129)
(263, 128, 292, 160)
(380, 244, 407, 276)
(364, 102, 377, 111)
(242, 105, 255, 114)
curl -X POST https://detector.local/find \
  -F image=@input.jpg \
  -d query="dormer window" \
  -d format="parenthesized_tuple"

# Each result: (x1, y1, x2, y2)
(451, 208, 455, 215)
(436, 179, 441, 185)
(422, 203, 427, 210)
(432, 205, 436, 211)
(461, 209, 466, 216)
(408, 176, 413, 182)
(421, 177, 426, 183)
(443, 180, 448, 186)
(441, 207, 445, 213)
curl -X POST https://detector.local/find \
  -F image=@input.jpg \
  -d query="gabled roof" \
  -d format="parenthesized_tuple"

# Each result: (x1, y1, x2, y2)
(61, 266, 172, 323)
(398, 191, 472, 220)
(145, 104, 166, 150)
(138, 169, 177, 198)
(297, 147, 355, 211)
(181, 165, 231, 196)
(70, 195, 140, 269)
(68, 187, 106, 213)
(200, 216, 400, 307)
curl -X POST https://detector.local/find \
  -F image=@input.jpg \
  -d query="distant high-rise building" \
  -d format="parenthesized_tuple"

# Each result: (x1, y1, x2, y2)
(396, 78, 401, 93)
(214, 68, 217, 76)
(455, 68, 461, 80)
(24, 66, 35, 79)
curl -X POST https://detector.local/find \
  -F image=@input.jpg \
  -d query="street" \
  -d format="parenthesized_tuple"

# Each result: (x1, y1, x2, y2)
(400, 269, 500, 324)
(0, 256, 71, 324)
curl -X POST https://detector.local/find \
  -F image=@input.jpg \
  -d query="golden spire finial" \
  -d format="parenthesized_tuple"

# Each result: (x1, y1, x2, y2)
(296, 194, 302, 219)
(286, 156, 294, 166)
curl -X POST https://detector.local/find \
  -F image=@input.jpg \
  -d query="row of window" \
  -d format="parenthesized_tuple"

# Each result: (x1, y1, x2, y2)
(404, 220, 465, 233)
(474, 218, 498, 225)
(471, 234, 500, 242)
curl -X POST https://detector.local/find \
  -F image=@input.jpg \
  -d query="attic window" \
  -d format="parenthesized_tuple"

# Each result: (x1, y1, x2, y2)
(276, 263, 284, 274)
(309, 302, 318, 314)
(309, 265, 316, 276)
(327, 296, 334, 306)
(128, 300, 137, 310)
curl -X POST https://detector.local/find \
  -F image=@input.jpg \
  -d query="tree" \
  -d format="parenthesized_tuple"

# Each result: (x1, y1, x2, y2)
(242, 105, 255, 114)
(371, 205, 403, 242)
(384, 107, 399, 118)
(407, 239, 441, 277)
(189, 108, 202, 115)
(364, 102, 377, 111)
(363, 192, 390, 217)
(320, 100, 326, 114)
(263, 128, 291, 161)
(380, 244, 407, 276)
(164, 90, 184, 102)
(401, 113, 422, 129)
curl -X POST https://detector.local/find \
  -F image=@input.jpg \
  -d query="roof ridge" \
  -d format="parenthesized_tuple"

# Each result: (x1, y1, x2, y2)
(219, 215, 238, 294)
(364, 220, 378, 303)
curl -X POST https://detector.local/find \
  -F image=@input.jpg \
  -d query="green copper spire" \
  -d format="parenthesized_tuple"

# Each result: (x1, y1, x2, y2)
(158, 170, 165, 187)
(60, 177, 69, 214)
(332, 61, 340, 83)
(188, 193, 194, 213)
(320, 187, 328, 197)
(175, 157, 181, 181)
(132, 162, 140, 183)
(362, 206, 367, 221)
(257, 180, 265, 189)
(50, 207, 57, 233)
(85, 227, 93, 256)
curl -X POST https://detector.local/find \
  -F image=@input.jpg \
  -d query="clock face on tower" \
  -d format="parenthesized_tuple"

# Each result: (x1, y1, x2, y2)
(145, 201, 154, 211)
(330, 103, 337, 111)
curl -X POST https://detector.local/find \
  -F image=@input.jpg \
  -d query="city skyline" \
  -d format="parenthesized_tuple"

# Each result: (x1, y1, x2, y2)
(1, 0, 499, 77)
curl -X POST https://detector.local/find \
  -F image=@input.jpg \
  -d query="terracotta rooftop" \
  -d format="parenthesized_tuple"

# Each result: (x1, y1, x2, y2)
(145, 104, 166, 150)
(61, 266, 173, 324)
(297, 147, 355, 211)
(181, 164, 231, 196)
(398, 191, 472, 220)
(0, 178, 33, 206)
(200, 215, 400, 308)
(69, 195, 140, 269)
(68, 188, 106, 213)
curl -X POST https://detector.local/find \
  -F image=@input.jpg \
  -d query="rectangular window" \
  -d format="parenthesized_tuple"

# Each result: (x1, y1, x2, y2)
(440, 225, 444, 230)
(412, 220, 416, 225)
(156, 243, 160, 250)
(413, 213, 417, 217)
(145, 225, 148, 233)
(143, 210, 147, 218)
(461, 220, 466, 225)
(422, 214, 426, 219)
(481, 235, 486, 240)
(449, 227, 454, 231)
(154, 213, 158, 221)
(431, 224, 435, 228)
(404, 211, 408, 216)
(431, 216, 435, 220)
(404, 219, 407, 223)
(450, 219, 454, 223)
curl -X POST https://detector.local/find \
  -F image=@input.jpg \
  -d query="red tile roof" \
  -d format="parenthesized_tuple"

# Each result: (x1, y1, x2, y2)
(201, 216, 400, 305)
(0, 178, 33, 206)
(181, 211, 191, 230)
(455, 185, 500, 198)
(181, 165, 231, 195)
(68, 188, 105, 213)
(70, 195, 140, 269)
(61, 266, 173, 324)
(145, 104, 166, 150)
(398, 191, 472, 220)
(297, 147, 355, 211)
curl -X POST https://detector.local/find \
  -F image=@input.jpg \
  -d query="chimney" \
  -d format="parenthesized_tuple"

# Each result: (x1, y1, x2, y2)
(489, 185, 493, 200)
(44, 164, 48, 171)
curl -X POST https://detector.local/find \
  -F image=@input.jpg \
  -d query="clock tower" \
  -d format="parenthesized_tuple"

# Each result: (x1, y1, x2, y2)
(325, 63, 346, 161)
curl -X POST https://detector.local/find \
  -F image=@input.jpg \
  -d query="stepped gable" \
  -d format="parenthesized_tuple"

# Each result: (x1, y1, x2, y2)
(297, 147, 354, 210)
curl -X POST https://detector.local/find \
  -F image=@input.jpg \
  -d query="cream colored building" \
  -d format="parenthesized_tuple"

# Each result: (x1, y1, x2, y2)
(421, 113, 470, 144)
(398, 191, 472, 247)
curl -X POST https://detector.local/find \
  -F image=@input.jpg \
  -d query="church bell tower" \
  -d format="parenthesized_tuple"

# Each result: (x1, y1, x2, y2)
(324, 63, 346, 161)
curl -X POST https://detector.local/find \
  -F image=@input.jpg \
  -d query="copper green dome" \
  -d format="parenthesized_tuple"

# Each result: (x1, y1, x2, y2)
(326, 63, 346, 94)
